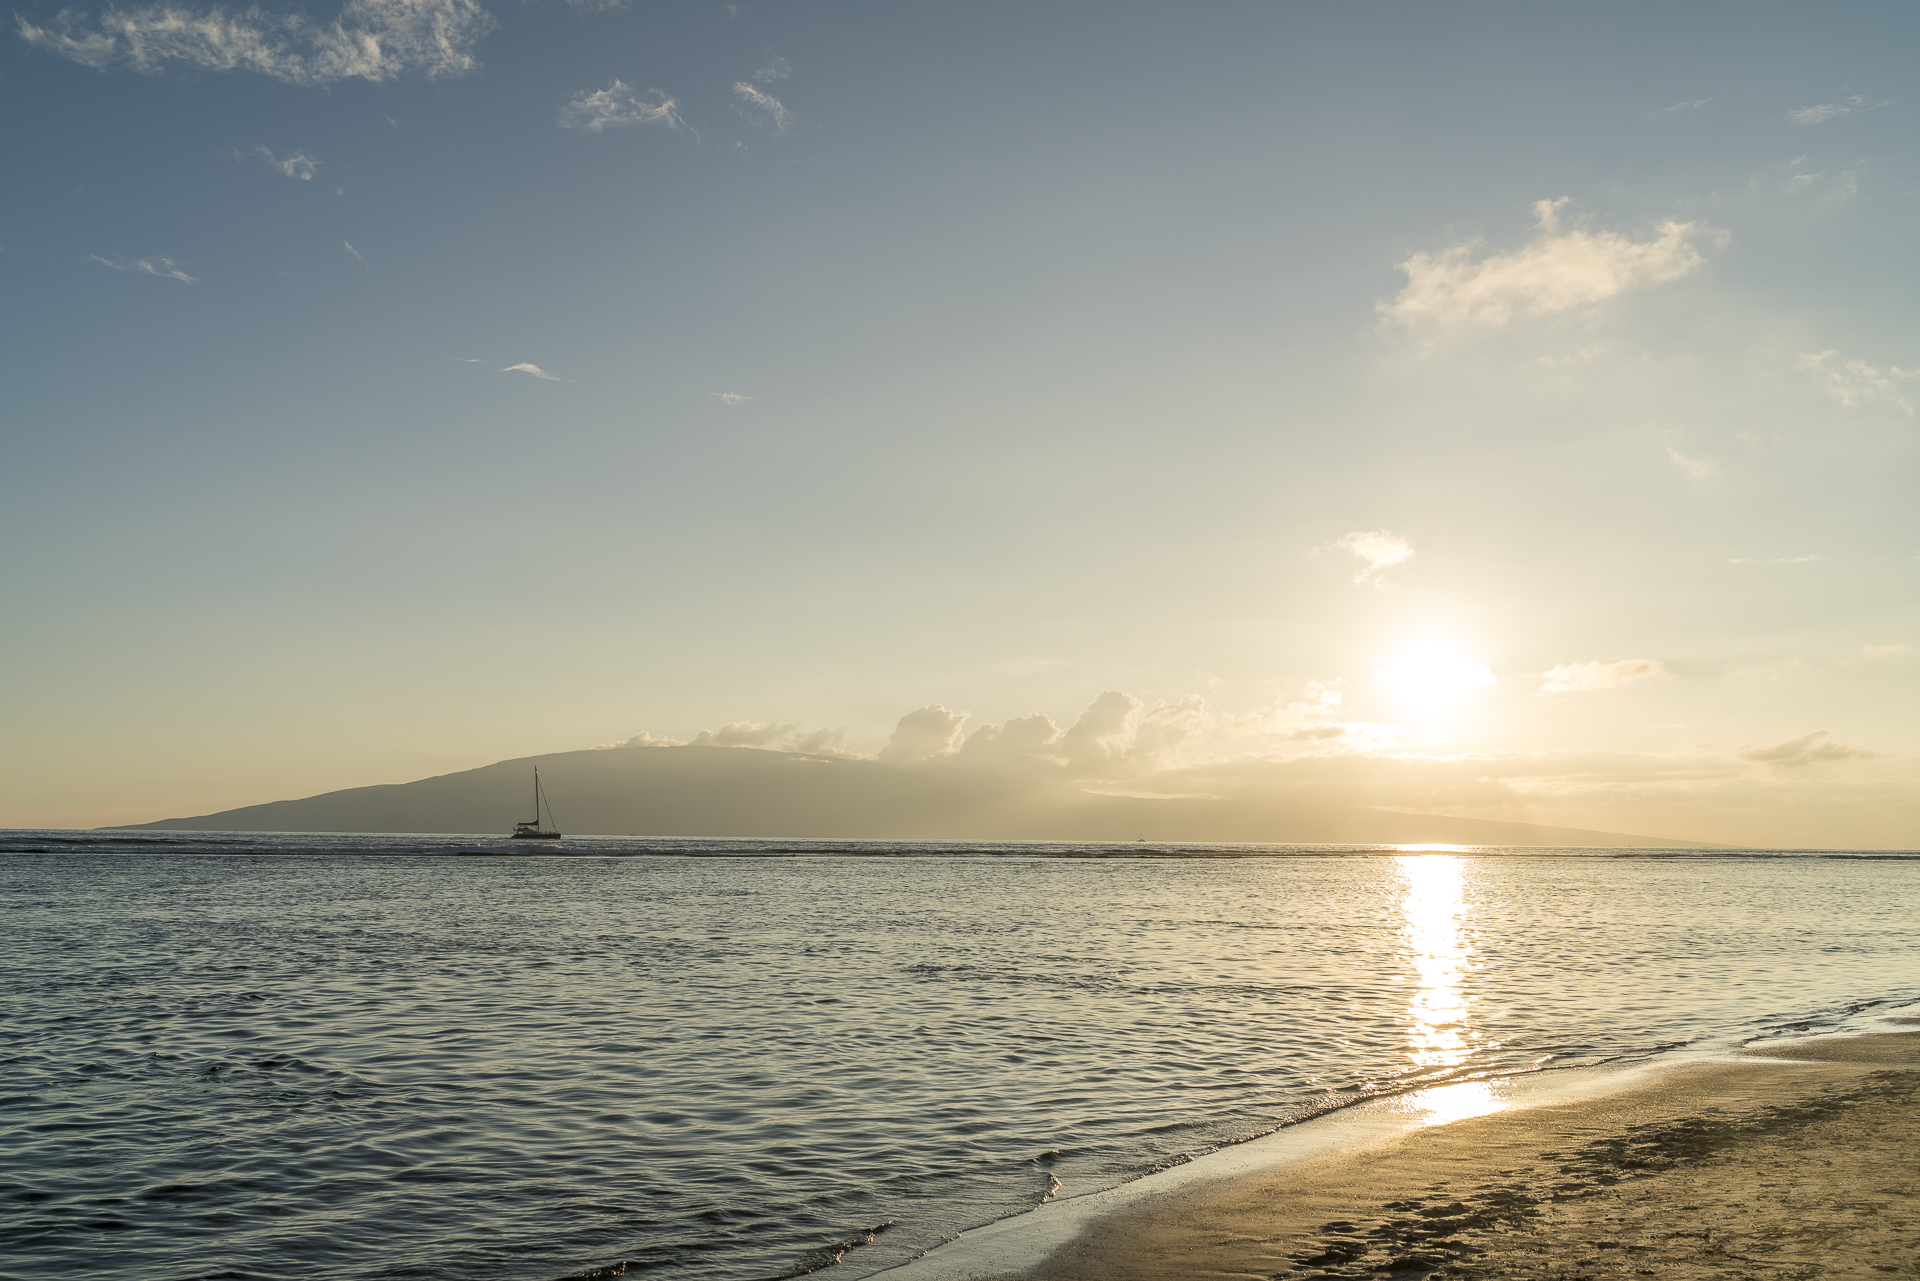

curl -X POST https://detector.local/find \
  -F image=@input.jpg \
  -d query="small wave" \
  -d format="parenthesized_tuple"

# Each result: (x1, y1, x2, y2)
(759, 1221, 893, 1280)
(548, 1263, 627, 1281)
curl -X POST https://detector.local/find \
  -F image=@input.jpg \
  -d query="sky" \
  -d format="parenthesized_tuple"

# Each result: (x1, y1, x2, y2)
(3, 1, 1917, 845)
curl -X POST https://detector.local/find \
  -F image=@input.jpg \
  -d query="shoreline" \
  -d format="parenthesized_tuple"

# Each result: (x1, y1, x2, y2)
(888, 1024, 1920, 1280)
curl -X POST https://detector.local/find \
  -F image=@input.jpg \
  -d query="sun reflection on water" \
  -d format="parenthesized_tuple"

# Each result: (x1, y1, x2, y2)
(1397, 854, 1502, 1124)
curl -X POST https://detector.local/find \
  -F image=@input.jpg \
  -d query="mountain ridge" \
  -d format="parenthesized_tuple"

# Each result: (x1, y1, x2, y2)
(114, 744, 1707, 847)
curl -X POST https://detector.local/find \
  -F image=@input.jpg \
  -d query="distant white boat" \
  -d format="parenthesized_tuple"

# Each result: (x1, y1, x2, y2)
(511, 768, 562, 841)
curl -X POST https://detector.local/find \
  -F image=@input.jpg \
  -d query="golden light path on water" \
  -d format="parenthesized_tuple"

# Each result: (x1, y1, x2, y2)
(1395, 852, 1503, 1125)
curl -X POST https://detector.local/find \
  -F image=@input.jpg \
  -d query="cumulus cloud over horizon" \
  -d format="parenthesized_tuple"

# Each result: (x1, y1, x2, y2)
(18, 0, 497, 86)
(588, 708, 1892, 846)
(1380, 199, 1720, 329)
(596, 721, 855, 756)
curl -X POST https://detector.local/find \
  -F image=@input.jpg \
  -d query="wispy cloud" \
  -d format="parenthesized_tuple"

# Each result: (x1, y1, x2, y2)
(1739, 730, 1867, 768)
(1861, 643, 1910, 658)
(90, 253, 194, 282)
(1379, 199, 1722, 329)
(450, 356, 482, 363)
(734, 80, 792, 133)
(246, 146, 321, 179)
(1331, 529, 1413, 585)
(1785, 167, 1859, 200)
(1645, 97, 1710, 119)
(1797, 349, 1917, 414)
(1730, 554, 1821, 565)
(17, 0, 497, 86)
(502, 362, 560, 381)
(1664, 443, 1717, 481)
(342, 240, 368, 268)
(752, 56, 788, 84)
(1538, 659, 1674, 695)
(1788, 95, 1868, 125)
(711, 391, 753, 406)
(559, 80, 685, 133)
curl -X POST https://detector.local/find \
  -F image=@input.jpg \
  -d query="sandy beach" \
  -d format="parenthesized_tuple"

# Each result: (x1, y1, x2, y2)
(1017, 1027, 1920, 1280)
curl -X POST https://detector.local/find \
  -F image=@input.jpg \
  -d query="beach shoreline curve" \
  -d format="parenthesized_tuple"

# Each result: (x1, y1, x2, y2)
(883, 1023, 1920, 1280)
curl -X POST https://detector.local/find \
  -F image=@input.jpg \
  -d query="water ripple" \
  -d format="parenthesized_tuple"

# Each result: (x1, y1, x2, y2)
(2, 840, 1917, 1280)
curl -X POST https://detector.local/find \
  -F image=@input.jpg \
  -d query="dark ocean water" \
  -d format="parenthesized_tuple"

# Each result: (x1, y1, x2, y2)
(3, 832, 1917, 1281)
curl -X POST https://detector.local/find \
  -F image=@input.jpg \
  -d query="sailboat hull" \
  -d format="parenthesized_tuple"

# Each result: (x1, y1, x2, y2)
(510, 830, 563, 841)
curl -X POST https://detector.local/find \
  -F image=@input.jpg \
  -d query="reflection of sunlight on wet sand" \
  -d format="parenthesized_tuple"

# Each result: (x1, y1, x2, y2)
(1397, 854, 1505, 1124)
(1410, 1078, 1501, 1125)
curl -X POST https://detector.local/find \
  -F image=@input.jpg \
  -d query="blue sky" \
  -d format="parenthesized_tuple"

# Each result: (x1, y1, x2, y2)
(4, 1, 1918, 843)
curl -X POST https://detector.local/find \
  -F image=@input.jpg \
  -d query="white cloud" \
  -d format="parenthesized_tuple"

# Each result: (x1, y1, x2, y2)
(1645, 98, 1710, 119)
(1056, 690, 1203, 776)
(1729, 554, 1821, 565)
(691, 720, 798, 748)
(941, 691, 1210, 780)
(955, 711, 1066, 771)
(1861, 643, 1911, 659)
(1739, 730, 1867, 768)
(1785, 168, 1859, 200)
(251, 146, 320, 179)
(1538, 659, 1674, 695)
(592, 730, 686, 749)
(1331, 529, 1413, 584)
(343, 239, 368, 267)
(734, 80, 792, 133)
(559, 80, 684, 133)
(1797, 349, 1917, 415)
(90, 254, 194, 282)
(596, 722, 856, 756)
(711, 391, 753, 406)
(450, 356, 482, 363)
(1213, 679, 1399, 754)
(1664, 443, 1717, 481)
(752, 56, 788, 83)
(502, 362, 560, 380)
(18, 0, 498, 86)
(1379, 199, 1721, 329)
(1788, 96, 1866, 125)
(877, 703, 969, 764)
(789, 726, 856, 756)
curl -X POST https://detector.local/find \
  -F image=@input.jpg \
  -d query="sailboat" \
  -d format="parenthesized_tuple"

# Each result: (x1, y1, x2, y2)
(511, 768, 563, 841)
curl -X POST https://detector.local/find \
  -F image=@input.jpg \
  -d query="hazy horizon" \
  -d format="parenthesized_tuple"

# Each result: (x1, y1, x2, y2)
(4, 2, 1917, 846)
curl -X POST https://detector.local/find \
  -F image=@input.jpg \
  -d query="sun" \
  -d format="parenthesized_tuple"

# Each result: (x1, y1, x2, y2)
(1378, 638, 1496, 711)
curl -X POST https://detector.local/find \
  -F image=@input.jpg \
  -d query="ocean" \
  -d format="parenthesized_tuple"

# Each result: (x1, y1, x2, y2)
(4, 832, 1917, 1281)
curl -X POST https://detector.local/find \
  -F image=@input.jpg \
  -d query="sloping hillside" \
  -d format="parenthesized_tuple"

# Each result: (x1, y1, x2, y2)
(118, 744, 1698, 847)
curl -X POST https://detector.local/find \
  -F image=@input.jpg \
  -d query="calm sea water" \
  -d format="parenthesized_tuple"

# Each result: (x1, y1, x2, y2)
(4, 832, 1917, 1281)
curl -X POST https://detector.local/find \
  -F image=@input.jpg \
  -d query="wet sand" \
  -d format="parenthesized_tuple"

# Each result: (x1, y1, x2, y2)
(1021, 1029, 1920, 1280)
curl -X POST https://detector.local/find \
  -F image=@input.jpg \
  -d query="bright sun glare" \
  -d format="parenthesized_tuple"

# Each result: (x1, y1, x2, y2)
(1377, 639, 1496, 710)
